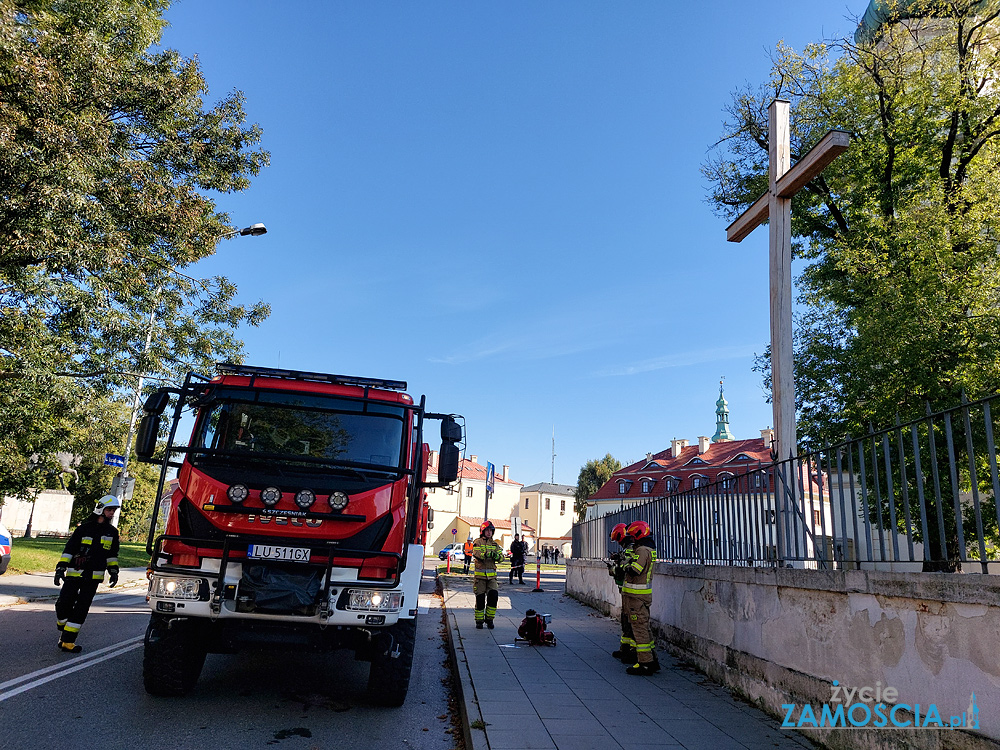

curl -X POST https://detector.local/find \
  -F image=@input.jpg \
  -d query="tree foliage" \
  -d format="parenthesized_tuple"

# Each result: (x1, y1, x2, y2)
(703, 0, 1000, 447)
(0, 0, 270, 500)
(574, 453, 622, 520)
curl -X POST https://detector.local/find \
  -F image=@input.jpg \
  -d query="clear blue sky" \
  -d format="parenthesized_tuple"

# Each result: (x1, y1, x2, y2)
(161, 1, 869, 487)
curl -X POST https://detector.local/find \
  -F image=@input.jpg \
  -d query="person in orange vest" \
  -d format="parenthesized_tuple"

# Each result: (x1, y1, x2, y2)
(462, 536, 474, 574)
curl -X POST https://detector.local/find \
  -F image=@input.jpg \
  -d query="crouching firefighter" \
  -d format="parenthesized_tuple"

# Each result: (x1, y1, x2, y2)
(606, 522, 635, 664)
(473, 521, 504, 629)
(621, 520, 659, 675)
(54, 495, 121, 653)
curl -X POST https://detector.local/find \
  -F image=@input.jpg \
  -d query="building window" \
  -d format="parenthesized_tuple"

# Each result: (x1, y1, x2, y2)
(762, 509, 775, 524)
(720, 473, 734, 489)
(466, 487, 473, 497)
(665, 478, 678, 492)
(813, 510, 822, 526)
(560, 499, 566, 514)
(545, 498, 550, 510)
(618, 482, 628, 494)
(524, 498, 529, 509)
(642, 480, 653, 493)
(447, 486, 454, 495)
(428, 487, 435, 493)
(692, 475, 706, 489)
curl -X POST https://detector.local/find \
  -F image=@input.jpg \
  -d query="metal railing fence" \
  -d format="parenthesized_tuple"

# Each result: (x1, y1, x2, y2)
(573, 393, 1000, 573)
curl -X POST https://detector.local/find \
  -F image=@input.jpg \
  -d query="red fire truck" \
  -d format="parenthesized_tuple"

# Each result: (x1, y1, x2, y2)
(134, 364, 461, 705)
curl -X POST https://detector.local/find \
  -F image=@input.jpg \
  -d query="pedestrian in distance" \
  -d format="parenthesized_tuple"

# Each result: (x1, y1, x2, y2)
(552, 548, 560, 565)
(621, 520, 660, 675)
(472, 521, 504, 629)
(606, 523, 636, 664)
(543, 547, 550, 564)
(508, 533, 527, 584)
(54, 495, 121, 653)
(462, 535, 474, 574)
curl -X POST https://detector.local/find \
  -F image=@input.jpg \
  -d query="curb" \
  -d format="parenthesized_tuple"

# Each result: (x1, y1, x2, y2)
(0, 575, 148, 609)
(441, 578, 490, 750)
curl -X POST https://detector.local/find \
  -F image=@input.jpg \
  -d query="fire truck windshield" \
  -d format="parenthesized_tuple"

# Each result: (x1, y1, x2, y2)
(190, 388, 407, 475)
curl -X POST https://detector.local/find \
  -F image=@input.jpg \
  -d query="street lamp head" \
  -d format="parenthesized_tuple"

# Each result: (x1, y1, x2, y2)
(239, 223, 267, 237)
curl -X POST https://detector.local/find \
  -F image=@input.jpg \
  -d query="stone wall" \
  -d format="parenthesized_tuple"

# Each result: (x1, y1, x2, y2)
(566, 559, 1000, 750)
(0, 489, 74, 536)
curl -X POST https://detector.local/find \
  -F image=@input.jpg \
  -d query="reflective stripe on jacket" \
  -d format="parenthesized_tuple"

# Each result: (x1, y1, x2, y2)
(472, 535, 503, 576)
(621, 545, 654, 596)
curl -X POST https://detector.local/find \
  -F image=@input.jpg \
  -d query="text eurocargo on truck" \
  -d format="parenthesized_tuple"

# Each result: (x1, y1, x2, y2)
(134, 363, 462, 706)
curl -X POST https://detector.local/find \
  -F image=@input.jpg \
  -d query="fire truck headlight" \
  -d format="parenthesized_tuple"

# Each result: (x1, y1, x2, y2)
(261, 486, 282, 507)
(329, 491, 349, 511)
(227, 484, 249, 504)
(346, 589, 402, 612)
(150, 575, 203, 600)
(295, 489, 316, 509)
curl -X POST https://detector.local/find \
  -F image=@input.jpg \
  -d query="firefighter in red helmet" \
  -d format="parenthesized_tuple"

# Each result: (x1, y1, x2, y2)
(607, 523, 636, 663)
(472, 521, 504, 629)
(621, 520, 659, 675)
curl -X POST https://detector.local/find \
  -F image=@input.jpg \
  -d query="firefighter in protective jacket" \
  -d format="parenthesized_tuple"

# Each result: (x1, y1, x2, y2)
(472, 521, 504, 629)
(54, 495, 121, 653)
(621, 520, 659, 675)
(607, 522, 636, 663)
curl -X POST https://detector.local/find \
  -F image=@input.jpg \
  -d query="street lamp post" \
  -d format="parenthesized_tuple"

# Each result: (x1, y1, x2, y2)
(113, 223, 268, 509)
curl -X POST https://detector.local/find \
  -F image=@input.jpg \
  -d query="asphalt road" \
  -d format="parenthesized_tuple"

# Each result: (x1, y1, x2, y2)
(0, 566, 461, 750)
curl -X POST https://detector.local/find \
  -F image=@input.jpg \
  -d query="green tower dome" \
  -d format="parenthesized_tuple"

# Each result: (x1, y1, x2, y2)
(712, 380, 735, 442)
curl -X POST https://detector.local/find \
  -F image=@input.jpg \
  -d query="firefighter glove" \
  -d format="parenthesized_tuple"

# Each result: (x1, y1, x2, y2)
(54, 564, 67, 587)
(108, 570, 119, 588)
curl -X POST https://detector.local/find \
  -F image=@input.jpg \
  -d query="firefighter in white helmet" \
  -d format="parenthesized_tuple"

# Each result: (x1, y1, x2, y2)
(54, 495, 121, 653)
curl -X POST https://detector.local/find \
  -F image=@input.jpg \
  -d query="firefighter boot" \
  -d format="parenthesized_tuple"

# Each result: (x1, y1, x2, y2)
(485, 619, 495, 629)
(626, 662, 657, 676)
(57, 640, 82, 654)
(612, 646, 636, 663)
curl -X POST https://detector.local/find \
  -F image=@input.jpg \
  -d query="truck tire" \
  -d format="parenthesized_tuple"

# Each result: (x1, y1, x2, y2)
(367, 617, 416, 707)
(143, 615, 207, 696)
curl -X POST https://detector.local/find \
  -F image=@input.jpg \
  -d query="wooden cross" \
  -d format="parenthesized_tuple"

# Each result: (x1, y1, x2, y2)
(726, 99, 850, 461)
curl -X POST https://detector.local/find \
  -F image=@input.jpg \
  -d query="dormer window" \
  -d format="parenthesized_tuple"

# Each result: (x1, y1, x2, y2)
(735, 453, 752, 461)
(719, 472, 734, 489)
(690, 457, 706, 465)
(618, 481, 631, 494)
(691, 474, 708, 489)
(664, 477, 679, 492)
(641, 480, 654, 494)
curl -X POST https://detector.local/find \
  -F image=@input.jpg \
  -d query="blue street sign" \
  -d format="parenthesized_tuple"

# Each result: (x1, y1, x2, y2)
(486, 462, 495, 496)
(104, 453, 126, 468)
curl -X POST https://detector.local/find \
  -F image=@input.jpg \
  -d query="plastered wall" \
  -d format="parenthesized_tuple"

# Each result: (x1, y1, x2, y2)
(567, 559, 1000, 750)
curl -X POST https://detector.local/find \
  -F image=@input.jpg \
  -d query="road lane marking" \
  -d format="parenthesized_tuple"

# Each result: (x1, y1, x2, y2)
(0, 635, 144, 701)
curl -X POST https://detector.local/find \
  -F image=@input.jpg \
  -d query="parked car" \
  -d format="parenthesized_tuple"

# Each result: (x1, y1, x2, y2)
(438, 543, 464, 561)
(0, 521, 11, 575)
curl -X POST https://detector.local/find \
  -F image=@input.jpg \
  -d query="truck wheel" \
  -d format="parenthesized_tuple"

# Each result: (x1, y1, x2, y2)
(367, 617, 416, 707)
(143, 615, 207, 696)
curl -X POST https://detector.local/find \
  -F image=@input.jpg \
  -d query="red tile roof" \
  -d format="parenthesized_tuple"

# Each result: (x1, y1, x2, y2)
(455, 458, 521, 485)
(458, 516, 535, 533)
(590, 438, 775, 501)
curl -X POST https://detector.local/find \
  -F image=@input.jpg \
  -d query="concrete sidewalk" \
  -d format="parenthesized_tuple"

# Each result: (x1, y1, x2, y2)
(442, 569, 816, 750)
(0, 567, 149, 607)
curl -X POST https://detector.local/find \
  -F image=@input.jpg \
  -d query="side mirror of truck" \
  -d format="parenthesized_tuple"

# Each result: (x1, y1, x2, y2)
(437, 416, 462, 484)
(135, 413, 160, 461)
(143, 390, 171, 416)
(438, 443, 460, 485)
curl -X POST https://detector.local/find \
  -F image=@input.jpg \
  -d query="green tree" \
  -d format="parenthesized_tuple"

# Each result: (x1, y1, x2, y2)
(703, 0, 1000, 568)
(703, 0, 1000, 445)
(574, 454, 622, 520)
(0, 0, 270, 502)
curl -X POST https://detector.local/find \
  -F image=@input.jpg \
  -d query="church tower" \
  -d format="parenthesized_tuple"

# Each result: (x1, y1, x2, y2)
(712, 380, 735, 442)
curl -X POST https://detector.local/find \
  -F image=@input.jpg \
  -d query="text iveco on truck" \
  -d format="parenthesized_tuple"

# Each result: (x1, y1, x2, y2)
(134, 364, 461, 706)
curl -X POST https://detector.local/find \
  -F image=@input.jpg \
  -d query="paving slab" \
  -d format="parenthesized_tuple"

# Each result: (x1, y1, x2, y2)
(440, 568, 818, 750)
